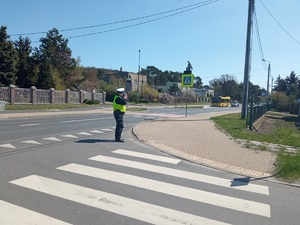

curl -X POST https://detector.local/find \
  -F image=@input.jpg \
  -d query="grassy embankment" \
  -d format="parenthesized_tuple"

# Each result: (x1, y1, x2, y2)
(211, 112, 300, 182)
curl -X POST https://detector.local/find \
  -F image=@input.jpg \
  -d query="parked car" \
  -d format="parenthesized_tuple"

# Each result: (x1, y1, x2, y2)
(231, 101, 239, 107)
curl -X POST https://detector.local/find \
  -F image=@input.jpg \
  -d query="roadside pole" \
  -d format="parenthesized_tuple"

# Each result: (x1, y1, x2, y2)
(185, 88, 188, 117)
(181, 74, 194, 118)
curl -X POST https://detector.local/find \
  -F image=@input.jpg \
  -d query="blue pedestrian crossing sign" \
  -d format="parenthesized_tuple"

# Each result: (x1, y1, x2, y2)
(181, 74, 194, 87)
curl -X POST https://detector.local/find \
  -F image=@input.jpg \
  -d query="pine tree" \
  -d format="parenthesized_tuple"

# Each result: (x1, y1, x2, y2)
(14, 36, 38, 87)
(0, 26, 18, 86)
(35, 28, 76, 89)
(273, 75, 287, 93)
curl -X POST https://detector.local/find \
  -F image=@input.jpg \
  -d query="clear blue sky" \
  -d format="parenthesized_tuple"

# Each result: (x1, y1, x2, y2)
(2, 0, 299, 89)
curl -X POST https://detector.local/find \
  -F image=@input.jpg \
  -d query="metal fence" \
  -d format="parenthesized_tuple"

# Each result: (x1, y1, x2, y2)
(247, 103, 272, 130)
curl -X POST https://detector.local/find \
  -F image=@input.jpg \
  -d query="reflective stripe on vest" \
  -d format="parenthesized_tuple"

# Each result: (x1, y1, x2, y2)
(113, 95, 126, 113)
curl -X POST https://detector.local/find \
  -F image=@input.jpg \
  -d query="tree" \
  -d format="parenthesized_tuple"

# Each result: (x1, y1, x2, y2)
(273, 75, 287, 93)
(169, 83, 180, 95)
(35, 28, 76, 89)
(141, 66, 163, 87)
(14, 36, 38, 87)
(194, 76, 203, 88)
(209, 74, 242, 100)
(141, 85, 159, 102)
(285, 71, 298, 96)
(68, 57, 83, 91)
(80, 69, 99, 92)
(0, 26, 18, 86)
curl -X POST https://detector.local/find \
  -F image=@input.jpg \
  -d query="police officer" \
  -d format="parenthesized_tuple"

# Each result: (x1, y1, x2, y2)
(113, 88, 127, 142)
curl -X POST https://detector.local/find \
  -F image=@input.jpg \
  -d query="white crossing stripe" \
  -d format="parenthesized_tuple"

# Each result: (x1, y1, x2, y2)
(0, 200, 71, 225)
(0, 143, 16, 149)
(42, 137, 62, 141)
(90, 130, 104, 134)
(58, 163, 270, 217)
(101, 128, 114, 131)
(89, 155, 269, 195)
(22, 140, 41, 144)
(19, 123, 40, 127)
(61, 134, 78, 138)
(62, 118, 97, 123)
(10, 175, 231, 225)
(130, 112, 182, 118)
(76, 132, 92, 136)
(112, 149, 181, 164)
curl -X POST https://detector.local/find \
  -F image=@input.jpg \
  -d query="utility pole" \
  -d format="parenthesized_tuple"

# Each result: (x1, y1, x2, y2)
(267, 62, 271, 95)
(136, 50, 141, 103)
(241, 0, 255, 119)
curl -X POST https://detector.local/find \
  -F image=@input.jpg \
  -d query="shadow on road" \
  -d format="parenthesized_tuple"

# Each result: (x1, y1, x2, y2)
(75, 139, 116, 143)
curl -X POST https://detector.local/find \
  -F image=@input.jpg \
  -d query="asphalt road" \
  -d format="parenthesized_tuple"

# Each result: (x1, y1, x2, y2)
(0, 107, 300, 225)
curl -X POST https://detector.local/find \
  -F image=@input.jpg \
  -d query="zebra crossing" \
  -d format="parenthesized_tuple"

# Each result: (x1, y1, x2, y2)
(1, 149, 272, 225)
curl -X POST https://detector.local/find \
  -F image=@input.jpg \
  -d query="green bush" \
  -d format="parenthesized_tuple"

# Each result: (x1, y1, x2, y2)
(84, 99, 100, 105)
(138, 99, 149, 103)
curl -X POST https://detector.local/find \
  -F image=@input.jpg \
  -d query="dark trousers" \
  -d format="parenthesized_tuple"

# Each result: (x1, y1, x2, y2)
(114, 111, 124, 140)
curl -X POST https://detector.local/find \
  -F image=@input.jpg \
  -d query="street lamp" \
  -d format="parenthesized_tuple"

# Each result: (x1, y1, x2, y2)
(136, 50, 141, 103)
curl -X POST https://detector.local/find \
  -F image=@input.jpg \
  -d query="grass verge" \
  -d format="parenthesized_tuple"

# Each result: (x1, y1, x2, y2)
(276, 151, 300, 182)
(211, 112, 300, 182)
(5, 104, 97, 110)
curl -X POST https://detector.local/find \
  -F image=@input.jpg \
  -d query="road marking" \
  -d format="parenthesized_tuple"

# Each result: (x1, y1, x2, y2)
(131, 112, 182, 118)
(0, 143, 16, 149)
(61, 117, 113, 123)
(10, 175, 231, 225)
(101, 128, 114, 131)
(0, 200, 71, 225)
(22, 140, 41, 144)
(112, 149, 181, 164)
(58, 163, 270, 217)
(42, 137, 62, 141)
(19, 123, 40, 127)
(62, 118, 97, 123)
(76, 132, 92, 136)
(89, 155, 269, 195)
(90, 130, 104, 134)
(61, 134, 78, 138)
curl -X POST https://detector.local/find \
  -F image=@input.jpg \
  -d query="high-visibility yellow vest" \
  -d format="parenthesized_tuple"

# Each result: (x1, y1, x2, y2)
(113, 95, 126, 113)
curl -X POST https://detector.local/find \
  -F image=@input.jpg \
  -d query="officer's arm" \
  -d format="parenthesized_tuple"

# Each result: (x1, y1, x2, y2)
(115, 97, 127, 105)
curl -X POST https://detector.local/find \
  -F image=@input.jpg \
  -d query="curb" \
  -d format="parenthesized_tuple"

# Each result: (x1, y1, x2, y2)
(132, 121, 300, 188)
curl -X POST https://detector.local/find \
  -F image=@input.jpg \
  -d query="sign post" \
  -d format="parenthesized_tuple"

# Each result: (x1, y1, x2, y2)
(181, 74, 194, 117)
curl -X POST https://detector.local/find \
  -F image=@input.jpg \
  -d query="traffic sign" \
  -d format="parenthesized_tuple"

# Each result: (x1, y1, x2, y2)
(181, 74, 194, 87)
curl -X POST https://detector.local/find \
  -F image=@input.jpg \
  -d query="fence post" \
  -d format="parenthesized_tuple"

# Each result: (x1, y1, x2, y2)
(102, 92, 106, 104)
(50, 88, 55, 104)
(9, 85, 15, 105)
(31, 86, 36, 104)
(92, 90, 96, 101)
(79, 90, 84, 104)
(249, 97, 254, 130)
(66, 89, 70, 104)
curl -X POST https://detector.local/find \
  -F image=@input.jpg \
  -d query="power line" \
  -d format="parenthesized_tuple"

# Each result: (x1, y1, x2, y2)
(65, 0, 219, 40)
(11, 0, 219, 37)
(253, 8, 268, 70)
(201, 68, 265, 79)
(259, 0, 300, 46)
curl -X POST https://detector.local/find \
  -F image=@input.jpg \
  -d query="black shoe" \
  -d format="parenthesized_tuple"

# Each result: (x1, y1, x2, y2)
(115, 139, 124, 142)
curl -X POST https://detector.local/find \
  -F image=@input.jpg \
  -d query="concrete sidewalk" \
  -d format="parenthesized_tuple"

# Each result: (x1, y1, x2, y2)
(133, 110, 277, 179)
